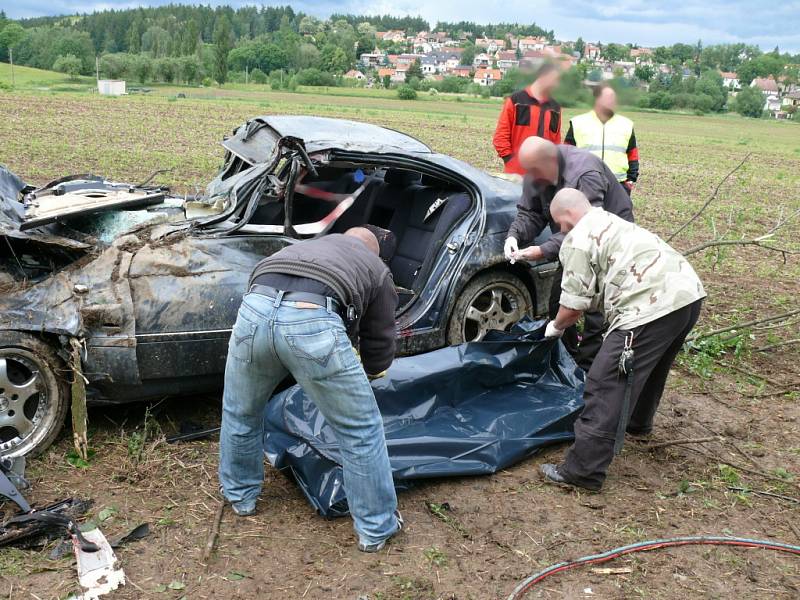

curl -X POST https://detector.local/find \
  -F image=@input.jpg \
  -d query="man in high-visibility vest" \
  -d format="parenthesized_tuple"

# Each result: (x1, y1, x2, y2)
(564, 83, 639, 195)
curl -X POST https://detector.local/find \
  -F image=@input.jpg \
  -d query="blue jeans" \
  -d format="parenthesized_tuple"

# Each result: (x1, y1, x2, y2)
(219, 291, 399, 546)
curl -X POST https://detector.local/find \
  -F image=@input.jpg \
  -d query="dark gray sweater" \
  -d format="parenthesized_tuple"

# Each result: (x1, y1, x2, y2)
(249, 234, 398, 375)
(508, 145, 634, 259)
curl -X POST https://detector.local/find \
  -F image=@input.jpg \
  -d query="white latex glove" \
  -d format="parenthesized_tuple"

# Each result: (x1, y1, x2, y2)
(544, 321, 564, 339)
(504, 237, 519, 263)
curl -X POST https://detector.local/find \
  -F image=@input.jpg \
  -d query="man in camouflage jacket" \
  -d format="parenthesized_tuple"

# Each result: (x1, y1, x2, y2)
(539, 189, 706, 491)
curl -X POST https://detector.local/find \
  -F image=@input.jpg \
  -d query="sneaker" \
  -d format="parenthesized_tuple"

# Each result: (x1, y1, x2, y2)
(230, 501, 256, 517)
(219, 485, 256, 517)
(357, 510, 404, 553)
(539, 463, 601, 492)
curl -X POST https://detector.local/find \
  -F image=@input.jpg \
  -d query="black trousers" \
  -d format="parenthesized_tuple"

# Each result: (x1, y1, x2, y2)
(560, 299, 703, 489)
(548, 267, 605, 371)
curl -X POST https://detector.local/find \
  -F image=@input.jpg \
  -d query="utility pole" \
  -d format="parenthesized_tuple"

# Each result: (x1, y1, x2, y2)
(9, 47, 14, 87)
(95, 56, 99, 81)
(245, 64, 248, 84)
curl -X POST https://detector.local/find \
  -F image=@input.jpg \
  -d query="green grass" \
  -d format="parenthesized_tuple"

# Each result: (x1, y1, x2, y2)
(0, 61, 94, 89)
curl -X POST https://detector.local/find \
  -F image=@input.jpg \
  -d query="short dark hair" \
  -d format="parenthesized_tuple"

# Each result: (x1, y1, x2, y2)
(534, 61, 559, 81)
(593, 82, 614, 99)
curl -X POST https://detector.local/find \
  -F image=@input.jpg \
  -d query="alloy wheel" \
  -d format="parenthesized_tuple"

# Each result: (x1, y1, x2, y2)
(462, 282, 528, 342)
(0, 351, 53, 456)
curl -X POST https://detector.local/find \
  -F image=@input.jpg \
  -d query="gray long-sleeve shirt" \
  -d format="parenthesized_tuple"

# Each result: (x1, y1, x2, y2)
(507, 145, 635, 260)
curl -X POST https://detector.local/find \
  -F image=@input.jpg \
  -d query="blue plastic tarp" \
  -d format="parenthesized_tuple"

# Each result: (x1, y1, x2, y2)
(262, 320, 585, 517)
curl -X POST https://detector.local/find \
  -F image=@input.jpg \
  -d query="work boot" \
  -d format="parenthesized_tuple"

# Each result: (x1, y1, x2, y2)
(357, 510, 404, 553)
(540, 463, 601, 492)
(626, 426, 653, 438)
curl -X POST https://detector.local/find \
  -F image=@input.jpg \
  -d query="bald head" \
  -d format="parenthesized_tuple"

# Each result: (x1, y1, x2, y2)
(345, 227, 380, 255)
(550, 188, 592, 234)
(518, 137, 560, 185)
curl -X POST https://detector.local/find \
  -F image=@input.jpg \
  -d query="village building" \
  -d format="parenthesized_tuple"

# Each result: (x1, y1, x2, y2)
(476, 37, 505, 53)
(630, 47, 654, 63)
(343, 69, 365, 80)
(585, 43, 601, 60)
(518, 36, 547, 52)
(496, 50, 520, 73)
(473, 68, 502, 86)
(359, 51, 385, 68)
(720, 71, 740, 90)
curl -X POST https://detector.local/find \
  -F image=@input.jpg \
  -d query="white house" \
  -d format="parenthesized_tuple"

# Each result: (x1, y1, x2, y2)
(473, 68, 502, 86)
(359, 52, 385, 68)
(473, 52, 492, 68)
(518, 37, 546, 52)
(344, 70, 365, 80)
(496, 51, 519, 73)
(720, 71, 740, 90)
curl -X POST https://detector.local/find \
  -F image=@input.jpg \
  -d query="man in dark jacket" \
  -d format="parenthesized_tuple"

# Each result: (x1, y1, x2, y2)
(219, 228, 403, 553)
(504, 137, 634, 369)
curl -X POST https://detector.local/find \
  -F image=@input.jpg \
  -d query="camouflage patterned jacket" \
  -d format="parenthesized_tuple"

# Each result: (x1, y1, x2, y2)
(559, 208, 706, 333)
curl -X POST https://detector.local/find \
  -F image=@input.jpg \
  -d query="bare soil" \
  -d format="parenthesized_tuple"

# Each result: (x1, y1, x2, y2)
(3, 358, 799, 600)
(1, 90, 798, 600)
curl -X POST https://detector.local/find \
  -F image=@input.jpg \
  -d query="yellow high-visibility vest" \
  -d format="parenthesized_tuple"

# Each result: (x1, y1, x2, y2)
(570, 110, 633, 182)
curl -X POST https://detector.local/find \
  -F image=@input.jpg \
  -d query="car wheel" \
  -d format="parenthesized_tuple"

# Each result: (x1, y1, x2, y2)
(0, 332, 69, 458)
(447, 271, 533, 345)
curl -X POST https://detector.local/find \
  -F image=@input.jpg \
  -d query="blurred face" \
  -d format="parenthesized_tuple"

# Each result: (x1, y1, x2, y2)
(595, 87, 617, 115)
(526, 155, 559, 187)
(537, 69, 561, 96)
(552, 208, 578, 234)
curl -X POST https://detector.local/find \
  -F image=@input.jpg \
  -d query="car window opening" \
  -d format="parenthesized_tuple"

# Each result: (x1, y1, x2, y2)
(246, 163, 473, 306)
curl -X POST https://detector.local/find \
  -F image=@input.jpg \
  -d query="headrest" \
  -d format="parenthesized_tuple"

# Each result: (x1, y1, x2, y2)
(383, 169, 422, 187)
(419, 174, 445, 187)
(362, 224, 397, 263)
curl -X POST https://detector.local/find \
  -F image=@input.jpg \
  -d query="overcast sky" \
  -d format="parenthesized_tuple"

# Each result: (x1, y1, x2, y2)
(6, 1, 800, 53)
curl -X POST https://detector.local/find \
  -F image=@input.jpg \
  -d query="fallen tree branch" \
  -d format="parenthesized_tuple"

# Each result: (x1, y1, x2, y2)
(202, 501, 225, 565)
(754, 338, 800, 353)
(754, 317, 800, 331)
(788, 520, 800, 542)
(727, 487, 800, 505)
(667, 153, 751, 243)
(745, 386, 800, 399)
(682, 237, 800, 258)
(687, 308, 800, 342)
(717, 360, 786, 388)
(634, 436, 719, 451)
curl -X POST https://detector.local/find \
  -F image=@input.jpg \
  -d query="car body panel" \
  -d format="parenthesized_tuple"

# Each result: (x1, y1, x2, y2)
(0, 117, 556, 408)
(223, 116, 432, 163)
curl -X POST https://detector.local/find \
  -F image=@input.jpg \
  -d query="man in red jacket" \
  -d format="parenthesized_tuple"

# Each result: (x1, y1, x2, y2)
(493, 62, 562, 175)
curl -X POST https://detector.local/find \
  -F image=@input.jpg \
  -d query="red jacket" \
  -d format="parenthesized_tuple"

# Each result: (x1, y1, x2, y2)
(493, 89, 562, 175)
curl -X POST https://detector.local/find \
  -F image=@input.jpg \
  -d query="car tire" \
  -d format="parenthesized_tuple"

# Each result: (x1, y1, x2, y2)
(447, 271, 533, 345)
(0, 332, 69, 458)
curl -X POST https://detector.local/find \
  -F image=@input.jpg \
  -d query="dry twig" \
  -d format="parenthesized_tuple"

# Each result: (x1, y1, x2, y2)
(634, 436, 719, 451)
(754, 338, 800, 353)
(667, 153, 751, 243)
(687, 308, 800, 342)
(202, 501, 225, 565)
(727, 487, 800, 505)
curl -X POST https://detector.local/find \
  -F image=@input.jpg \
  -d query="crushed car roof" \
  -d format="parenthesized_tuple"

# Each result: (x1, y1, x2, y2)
(223, 115, 432, 163)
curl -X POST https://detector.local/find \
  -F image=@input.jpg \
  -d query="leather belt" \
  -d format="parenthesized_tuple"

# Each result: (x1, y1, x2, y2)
(249, 284, 341, 312)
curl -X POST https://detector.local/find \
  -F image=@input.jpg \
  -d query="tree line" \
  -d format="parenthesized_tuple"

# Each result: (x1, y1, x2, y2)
(0, 5, 797, 119)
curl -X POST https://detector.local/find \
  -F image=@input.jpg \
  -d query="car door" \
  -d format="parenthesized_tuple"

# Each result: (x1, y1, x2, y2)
(128, 233, 292, 384)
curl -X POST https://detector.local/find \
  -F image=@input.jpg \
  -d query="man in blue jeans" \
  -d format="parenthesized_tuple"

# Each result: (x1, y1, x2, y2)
(219, 227, 403, 552)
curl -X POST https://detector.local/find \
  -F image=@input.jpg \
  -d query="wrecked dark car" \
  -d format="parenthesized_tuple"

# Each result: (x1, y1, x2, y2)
(0, 115, 557, 457)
